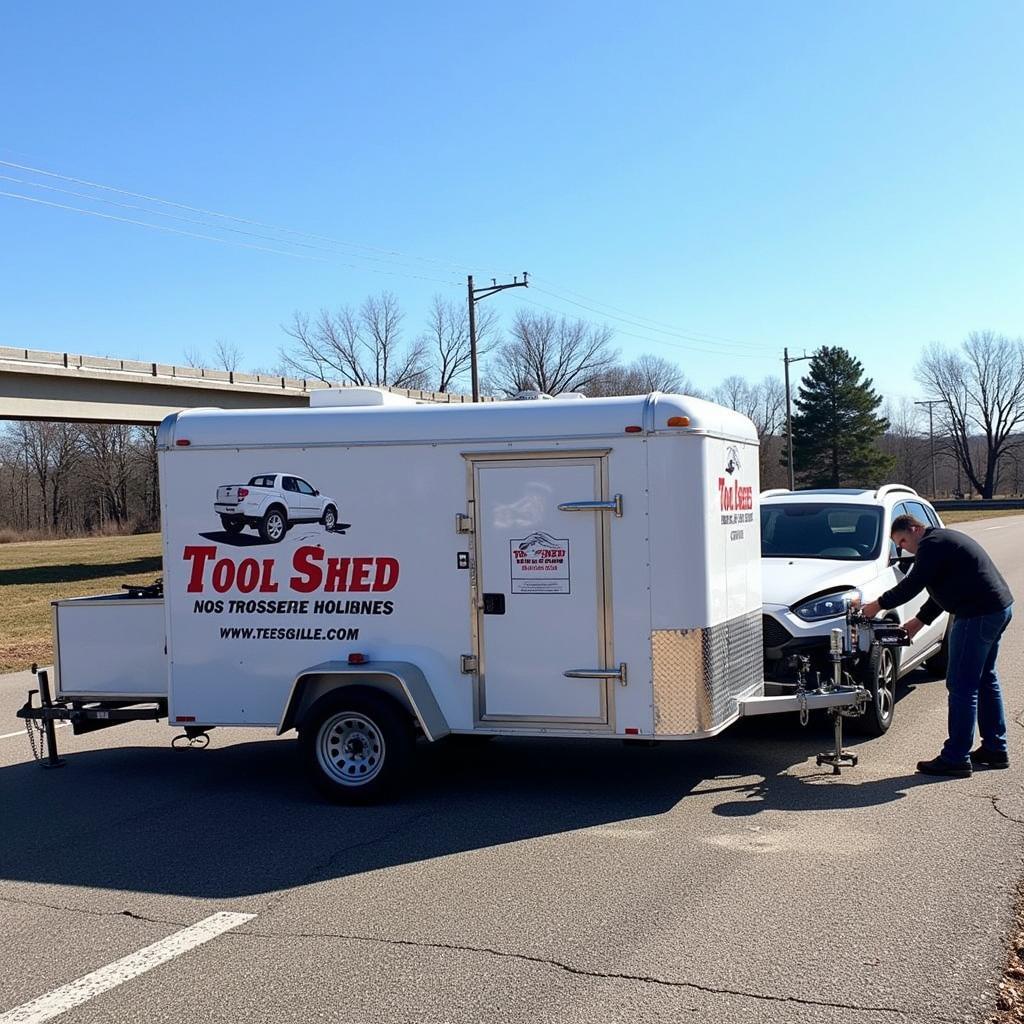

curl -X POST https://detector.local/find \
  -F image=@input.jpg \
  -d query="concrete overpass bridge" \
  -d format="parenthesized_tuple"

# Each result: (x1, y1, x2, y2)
(0, 345, 477, 424)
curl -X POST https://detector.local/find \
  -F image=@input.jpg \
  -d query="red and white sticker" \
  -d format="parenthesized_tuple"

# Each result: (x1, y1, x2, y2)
(510, 532, 570, 594)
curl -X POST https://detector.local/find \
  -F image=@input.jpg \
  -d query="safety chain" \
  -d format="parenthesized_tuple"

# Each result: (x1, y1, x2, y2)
(24, 716, 47, 764)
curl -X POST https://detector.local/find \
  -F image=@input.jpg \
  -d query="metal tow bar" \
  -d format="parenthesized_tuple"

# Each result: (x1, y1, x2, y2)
(20, 665, 65, 769)
(738, 628, 870, 775)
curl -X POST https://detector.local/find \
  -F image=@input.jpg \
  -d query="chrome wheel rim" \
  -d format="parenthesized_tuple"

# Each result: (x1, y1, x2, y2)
(877, 650, 896, 722)
(317, 712, 385, 786)
(267, 512, 285, 540)
(324, 509, 336, 529)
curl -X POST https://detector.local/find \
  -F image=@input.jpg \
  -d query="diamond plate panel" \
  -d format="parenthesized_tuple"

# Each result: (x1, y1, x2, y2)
(652, 609, 763, 735)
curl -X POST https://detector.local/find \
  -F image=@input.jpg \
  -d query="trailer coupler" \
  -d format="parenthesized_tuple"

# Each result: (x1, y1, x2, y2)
(17, 667, 165, 768)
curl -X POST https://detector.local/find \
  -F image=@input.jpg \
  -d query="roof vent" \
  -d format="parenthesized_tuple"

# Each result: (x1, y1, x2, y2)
(309, 387, 419, 408)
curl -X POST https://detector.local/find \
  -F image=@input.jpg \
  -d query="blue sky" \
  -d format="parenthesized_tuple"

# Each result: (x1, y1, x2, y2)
(1, 1, 1021, 400)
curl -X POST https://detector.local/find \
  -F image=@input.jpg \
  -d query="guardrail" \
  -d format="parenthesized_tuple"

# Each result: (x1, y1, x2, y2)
(0, 345, 487, 403)
(932, 499, 1024, 512)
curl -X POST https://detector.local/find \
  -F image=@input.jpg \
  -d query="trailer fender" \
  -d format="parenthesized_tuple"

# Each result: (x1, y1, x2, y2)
(278, 660, 449, 742)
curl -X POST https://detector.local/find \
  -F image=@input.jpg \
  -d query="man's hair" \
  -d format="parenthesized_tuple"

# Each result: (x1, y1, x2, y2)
(891, 513, 927, 534)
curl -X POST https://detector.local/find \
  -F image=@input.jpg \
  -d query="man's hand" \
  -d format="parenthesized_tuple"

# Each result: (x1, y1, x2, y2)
(903, 617, 925, 639)
(861, 599, 882, 619)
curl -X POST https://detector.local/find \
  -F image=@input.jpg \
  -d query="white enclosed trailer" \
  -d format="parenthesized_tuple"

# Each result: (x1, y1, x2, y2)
(21, 390, 867, 800)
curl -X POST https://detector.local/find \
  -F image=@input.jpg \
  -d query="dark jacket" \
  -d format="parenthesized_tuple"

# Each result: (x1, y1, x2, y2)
(880, 527, 1012, 624)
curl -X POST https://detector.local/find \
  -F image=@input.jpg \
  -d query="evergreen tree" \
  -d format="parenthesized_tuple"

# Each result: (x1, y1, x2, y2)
(785, 347, 893, 487)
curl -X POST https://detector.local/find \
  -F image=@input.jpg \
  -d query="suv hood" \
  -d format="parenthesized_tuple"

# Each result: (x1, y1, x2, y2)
(761, 558, 880, 608)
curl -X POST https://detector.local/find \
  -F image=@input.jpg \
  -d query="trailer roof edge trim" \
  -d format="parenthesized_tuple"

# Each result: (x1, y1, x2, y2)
(156, 392, 758, 450)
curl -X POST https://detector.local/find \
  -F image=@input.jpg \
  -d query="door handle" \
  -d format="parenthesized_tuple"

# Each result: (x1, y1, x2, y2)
(558, 494, 623, 517)
(563, 663, 628, 687)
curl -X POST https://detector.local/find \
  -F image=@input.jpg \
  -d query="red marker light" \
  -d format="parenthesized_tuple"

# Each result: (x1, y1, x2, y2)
(175, 439, 191, 447)
(624, 727, 640, 735)
(347, 652, 367, 665)
(624, 425, 643, 433)
(175, 715, 196, 723)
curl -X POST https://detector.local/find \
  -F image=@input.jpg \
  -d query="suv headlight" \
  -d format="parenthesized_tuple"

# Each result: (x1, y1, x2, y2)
(793, 590, 858, 621)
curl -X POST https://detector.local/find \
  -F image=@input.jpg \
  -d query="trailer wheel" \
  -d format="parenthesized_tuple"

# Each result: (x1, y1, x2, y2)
(259, 506, 287, 543)
(851, 645, 898, 736)
(220, 517, 245, 535)
(322, 505, 338, 531)
(299, 690, 414, 803)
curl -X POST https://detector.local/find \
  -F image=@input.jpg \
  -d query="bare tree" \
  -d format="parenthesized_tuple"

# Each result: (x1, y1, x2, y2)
(212, 339, 243, 372)
(486, 310, 618, 397)
(280, 292, 429, 389)
(879, 398, 927, 491)
(714, 375, 785, 440)
(917, 331, 1024, 497)
(588, 354, 695, 397)
(80, 424, 136, 526)
(182, 346, 204, 368)
(421, 295, 499, 392)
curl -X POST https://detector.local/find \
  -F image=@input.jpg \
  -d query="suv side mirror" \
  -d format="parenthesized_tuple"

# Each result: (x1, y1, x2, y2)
(314, 489, 320, 496)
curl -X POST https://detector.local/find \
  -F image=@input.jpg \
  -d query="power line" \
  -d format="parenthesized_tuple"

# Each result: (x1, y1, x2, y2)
(529, 276, 761, 349)
(0, 190, 465, 287)
(530, 284, 768, 354)
(0, 158, 510, 278)
(0, 172, 460, 275)
(516, 294, 770, 361)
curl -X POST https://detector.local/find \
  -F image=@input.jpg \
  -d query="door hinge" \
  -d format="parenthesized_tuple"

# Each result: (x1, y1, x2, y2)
(460, 654, 478, 674)
(455, 513, 474, 534)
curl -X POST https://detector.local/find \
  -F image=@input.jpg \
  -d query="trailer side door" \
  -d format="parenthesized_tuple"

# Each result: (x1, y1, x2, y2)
(470, 454, 612, 726)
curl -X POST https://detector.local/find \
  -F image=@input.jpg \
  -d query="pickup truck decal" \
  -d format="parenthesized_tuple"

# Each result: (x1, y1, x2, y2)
(213, 472, 340, 544)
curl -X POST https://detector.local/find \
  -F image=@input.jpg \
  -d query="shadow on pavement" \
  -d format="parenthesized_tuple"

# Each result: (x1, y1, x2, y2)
(0, 714, 938, 900)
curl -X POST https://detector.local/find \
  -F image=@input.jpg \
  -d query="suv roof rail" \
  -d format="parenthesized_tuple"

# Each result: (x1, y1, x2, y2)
(760, 488, 790, 497)
(875, 484, 918, 500)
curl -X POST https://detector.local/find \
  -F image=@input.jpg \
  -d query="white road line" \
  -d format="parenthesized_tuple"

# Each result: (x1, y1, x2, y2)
(985, 524, 1015, 530)
(0, 911, 254, 1024)
(0, 723, 69, 742)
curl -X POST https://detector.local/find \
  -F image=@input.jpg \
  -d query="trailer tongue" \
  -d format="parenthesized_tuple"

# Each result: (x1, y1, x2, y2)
(15, 390, 882, 801)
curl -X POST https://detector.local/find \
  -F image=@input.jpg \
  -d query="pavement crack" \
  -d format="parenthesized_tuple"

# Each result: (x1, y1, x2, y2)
(232, 926, 949, 1019)
(990, 795, 1024, 826)
(0, 893, 186, 926)
(259, 810, 434, 918)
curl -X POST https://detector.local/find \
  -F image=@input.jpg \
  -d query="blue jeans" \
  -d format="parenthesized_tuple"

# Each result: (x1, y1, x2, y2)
(940, 605, 1012, 766)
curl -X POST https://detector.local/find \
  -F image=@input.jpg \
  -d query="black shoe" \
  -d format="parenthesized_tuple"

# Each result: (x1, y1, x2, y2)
(970, 747, 1010, 769)
(916, 756, 972, 777)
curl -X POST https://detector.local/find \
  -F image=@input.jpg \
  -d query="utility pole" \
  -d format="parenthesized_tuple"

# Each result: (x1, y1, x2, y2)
(467, 273, 529, 402)
(783, 348, 812, 490)
(914, 398, 942, 497)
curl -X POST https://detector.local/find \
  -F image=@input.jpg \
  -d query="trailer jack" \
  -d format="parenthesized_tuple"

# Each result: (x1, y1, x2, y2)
(17, 665, 166, 768)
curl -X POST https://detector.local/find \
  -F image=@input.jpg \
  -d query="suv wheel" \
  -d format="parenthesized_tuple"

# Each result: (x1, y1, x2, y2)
(322, 505, 338, 531)
(259, 507, 287, 543)
(852, 645, 898, 736)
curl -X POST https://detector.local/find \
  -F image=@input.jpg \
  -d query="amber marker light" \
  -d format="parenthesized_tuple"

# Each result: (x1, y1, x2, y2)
(666, 416, 690, 427)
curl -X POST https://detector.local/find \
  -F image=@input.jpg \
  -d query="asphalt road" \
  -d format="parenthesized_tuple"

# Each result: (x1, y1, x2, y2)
(1, 517, 1022, 1023)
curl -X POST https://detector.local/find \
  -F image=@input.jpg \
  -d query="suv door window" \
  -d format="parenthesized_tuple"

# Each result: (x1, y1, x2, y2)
(282, 477, 299, 492)
(889, 502, 908, 560)
(907, 500, 939, 527)
(295, 479, 316, 495)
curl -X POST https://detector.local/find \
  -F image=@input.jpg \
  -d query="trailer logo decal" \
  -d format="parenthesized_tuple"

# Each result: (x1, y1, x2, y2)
(183, 545, 399, 595)
(510, 532, 570, 594)
(725, 446, 740, 475)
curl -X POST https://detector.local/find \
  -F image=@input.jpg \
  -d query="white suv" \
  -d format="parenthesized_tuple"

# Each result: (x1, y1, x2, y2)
(214, 473, 339, 543)
(761, 485, 949, 735)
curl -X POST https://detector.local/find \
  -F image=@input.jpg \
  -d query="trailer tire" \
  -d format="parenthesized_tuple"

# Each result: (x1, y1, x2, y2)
(299, 689, 414, 804)
(851, 645, 898, 737)
(322, 505, 338, 531)
(259, 506, 288, 544)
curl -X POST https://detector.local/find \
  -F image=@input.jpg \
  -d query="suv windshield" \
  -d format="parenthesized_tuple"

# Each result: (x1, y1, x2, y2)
(761, 503, 883, 561)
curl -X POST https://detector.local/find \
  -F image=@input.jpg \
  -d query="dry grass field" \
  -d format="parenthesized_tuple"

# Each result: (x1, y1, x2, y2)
(0, 532, 162, 673)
